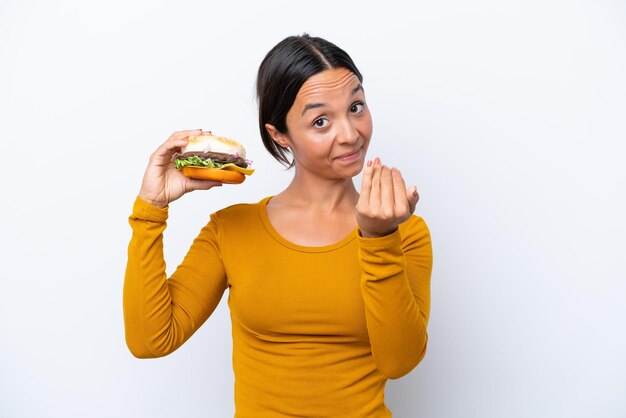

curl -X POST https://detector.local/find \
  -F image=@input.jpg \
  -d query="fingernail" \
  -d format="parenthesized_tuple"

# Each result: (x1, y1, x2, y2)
(375, 157, 380, 165)
(367, 160, 372, 167)
(413, 188, 418, 196)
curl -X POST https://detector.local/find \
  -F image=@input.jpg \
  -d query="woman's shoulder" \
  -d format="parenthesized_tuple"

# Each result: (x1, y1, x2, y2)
(210, 195, 271, 226)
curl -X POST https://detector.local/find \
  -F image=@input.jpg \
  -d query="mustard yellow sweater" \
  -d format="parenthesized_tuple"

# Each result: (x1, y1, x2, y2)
(124, 195, 433, 418)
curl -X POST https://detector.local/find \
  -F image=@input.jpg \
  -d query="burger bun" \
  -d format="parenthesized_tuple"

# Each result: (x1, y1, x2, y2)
(180, 166, 246, 184)
(182, 135, 247, 158)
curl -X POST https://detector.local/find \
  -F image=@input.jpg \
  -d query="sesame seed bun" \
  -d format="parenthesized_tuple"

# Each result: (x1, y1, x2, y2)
(182, 135, 247, 159)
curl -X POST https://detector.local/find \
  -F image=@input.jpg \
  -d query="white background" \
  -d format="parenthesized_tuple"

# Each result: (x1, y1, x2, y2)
(1, 1, 625, 417)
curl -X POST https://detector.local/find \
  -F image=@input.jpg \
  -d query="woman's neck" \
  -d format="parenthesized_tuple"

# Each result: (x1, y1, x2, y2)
(274, 170, 359, 214)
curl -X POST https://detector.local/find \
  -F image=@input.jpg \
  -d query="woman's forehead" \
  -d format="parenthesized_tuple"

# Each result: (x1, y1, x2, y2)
(296, 68, 361, 101)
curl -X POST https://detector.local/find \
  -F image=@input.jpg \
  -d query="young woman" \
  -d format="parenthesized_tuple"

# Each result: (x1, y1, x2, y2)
(124, 34, 433, 417)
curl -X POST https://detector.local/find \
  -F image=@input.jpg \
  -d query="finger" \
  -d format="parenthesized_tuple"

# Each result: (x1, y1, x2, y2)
(186, 179, 223, 191)
(156, 129, 201, 152)
(369, 159, 382, 208)
(151, 140, 189, 166)
(164, 129, 204, 151)
(391, 167, 408, 210)
(165, 137, 191, 151)
(153, 129, 202, 163)
(380, 165, 395, 214)
(168, 129, 203, 141)
(406, 185, 419, 214)
(359, 159, 374, 205)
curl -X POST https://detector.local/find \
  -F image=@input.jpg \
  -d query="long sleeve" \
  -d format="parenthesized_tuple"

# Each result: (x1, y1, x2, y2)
(357, 215, 433, 379)
(123, 196, 228, 358)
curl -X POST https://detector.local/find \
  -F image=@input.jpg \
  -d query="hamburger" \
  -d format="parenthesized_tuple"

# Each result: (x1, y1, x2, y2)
(173, 134, 255, 184)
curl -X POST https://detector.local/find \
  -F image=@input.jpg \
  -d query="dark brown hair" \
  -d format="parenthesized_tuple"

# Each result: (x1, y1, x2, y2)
(256, 34, 363, 169)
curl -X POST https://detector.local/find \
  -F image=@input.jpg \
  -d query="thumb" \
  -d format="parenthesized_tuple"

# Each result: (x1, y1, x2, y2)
(187, 179, 223, 191)
(406, 185, 419, 214)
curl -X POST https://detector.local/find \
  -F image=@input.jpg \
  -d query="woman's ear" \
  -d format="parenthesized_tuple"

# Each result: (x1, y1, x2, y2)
(265, 123, 290, 149)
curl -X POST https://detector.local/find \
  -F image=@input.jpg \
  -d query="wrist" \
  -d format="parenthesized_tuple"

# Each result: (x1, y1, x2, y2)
(138, 194, 167, 209)
(359, 226, 398, 238)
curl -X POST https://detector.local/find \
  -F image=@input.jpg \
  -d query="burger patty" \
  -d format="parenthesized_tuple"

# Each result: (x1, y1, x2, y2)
(174, 151, 247, 167)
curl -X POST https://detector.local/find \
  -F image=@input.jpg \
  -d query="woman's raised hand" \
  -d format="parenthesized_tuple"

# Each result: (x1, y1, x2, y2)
(138, 129, 223, 208)
(356, 157, 420, 238)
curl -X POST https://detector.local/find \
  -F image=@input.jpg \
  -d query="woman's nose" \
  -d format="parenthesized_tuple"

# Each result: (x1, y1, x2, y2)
(337, 117, 359, 144)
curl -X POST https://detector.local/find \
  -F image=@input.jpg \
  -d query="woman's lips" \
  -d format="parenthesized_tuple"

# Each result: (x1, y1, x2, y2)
(336, 147, 361, 161)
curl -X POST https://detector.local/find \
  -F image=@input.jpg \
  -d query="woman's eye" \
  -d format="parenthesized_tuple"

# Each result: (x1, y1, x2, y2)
(351, 102, 365, 113)
(313, 118, 328, 128)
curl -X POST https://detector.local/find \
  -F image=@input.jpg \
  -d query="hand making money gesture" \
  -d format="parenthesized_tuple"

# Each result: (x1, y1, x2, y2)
(356, 157, 420, 238)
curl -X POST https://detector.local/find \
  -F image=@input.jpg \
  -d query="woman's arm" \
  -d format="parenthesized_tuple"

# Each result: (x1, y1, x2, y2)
(123, 196, 228, 358)
(355, 157, 432, 379)
(357, 216, 432, 379)
(124, 129, 225, 358)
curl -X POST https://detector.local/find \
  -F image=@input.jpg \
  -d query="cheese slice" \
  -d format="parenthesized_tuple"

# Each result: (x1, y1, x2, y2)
(220, 163, 255, 176)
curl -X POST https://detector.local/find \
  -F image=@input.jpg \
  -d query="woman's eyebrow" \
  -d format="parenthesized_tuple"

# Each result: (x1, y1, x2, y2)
(302, 102, 326, 116)
(351, 84, 363, 95)
(301, 84, 364, 116)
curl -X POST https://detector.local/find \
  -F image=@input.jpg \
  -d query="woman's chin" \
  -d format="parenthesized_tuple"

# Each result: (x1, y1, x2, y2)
(350, 164, 365, 178)
(340, 163, 366, 179)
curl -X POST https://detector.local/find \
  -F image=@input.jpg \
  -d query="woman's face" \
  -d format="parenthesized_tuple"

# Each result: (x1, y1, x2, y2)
(271, 67, 373, 179)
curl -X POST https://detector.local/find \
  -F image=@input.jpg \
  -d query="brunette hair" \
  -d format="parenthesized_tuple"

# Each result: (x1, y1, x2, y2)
(256, 34, 363, 169)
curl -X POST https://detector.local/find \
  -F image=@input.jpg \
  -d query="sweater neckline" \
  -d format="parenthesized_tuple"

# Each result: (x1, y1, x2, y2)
(257, 196, 358, 253)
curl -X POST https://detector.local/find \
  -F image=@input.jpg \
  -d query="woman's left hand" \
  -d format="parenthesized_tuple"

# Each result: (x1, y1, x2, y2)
(356, 157, 420, 238)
